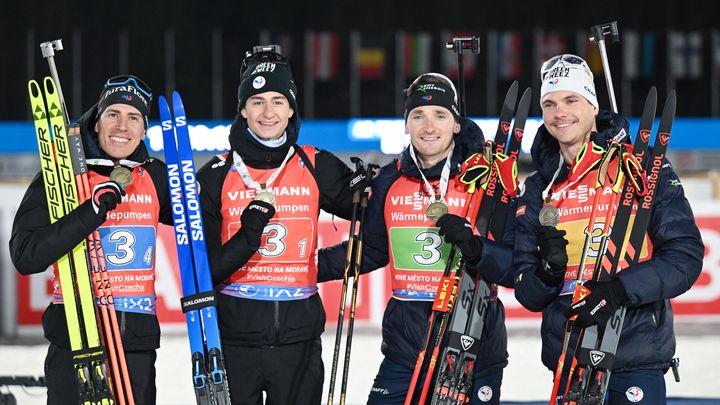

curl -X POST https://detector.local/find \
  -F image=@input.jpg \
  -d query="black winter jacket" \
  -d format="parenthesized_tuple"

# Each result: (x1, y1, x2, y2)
(319, 117, 515, 375)
(511, 111, 704, 372)
(10, 104, 173, 351)
(197, 116, 354, 347)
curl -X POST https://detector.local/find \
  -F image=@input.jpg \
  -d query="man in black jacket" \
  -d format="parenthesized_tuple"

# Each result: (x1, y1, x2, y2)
(319, 73, 515, 405)
(197, 46, 355, 404)
(11, 75, 173, 404)
(512, 54, 704, 403)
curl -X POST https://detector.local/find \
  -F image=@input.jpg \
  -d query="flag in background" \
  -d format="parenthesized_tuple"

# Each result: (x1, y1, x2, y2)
(623, 30, 641, 79)
(537, 32, 566, 65)
(497, 31, 522, 79)
(442, 31, 478, 79)
(357, 33, 386, 79)
(668, 31, 703, 79)
(623, 30, 657, 80)
(400, 32, 432, 77)
(641, 32, 656, 78)
(307, 31, 339, 81)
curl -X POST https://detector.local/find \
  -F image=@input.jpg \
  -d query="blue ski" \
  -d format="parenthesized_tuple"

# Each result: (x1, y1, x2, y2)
(159, 92, 230, 405)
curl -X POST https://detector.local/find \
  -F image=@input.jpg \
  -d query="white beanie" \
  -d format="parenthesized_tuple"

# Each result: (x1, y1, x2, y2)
(540, 54, 598, 109)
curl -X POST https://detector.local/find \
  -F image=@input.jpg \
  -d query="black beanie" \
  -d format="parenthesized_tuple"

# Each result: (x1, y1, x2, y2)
(404, 73, 460, 121)
(96, 75, 152, 128)
(237, 58, 298, 113)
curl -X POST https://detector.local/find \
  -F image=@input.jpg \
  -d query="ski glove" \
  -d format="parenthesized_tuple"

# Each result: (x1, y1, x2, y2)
(240, 200, 276, 249)
(436, 214, 483, 264)
(535, 226, 568, 287)
(567, 278, 629, 330)
(92, 180, 126, 217)
(349, 167, 371, 194)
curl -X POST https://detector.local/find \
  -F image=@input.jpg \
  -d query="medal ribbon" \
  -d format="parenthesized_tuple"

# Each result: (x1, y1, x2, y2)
(232, 146, 295, 192)
(408, 141, 454, 205)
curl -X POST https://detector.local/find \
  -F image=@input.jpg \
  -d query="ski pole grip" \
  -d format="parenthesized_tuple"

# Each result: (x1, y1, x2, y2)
(40, 39, 63, 58)
(590, 22, 619, 44)
(40, 39, 70, 127)
(589, 22, 620, 113)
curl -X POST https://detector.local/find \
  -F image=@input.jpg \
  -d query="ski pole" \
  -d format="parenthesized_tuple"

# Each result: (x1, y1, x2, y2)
(40, 40, 71, 127)
(589, 22, 620, 113)
(339, 162, 378, 405)
(327, 158, 364, 405)
(445, 36, 480, 117)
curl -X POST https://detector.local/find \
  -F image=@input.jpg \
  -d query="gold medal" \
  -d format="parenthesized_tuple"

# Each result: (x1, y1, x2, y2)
(539, 204, 560, 227)
(110, 165, 132, 188)
(255, 189, 276, 207)
(426, 201, 448, 222)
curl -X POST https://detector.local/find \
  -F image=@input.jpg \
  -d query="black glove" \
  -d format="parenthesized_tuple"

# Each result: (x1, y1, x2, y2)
(535, 226, 568, 286)
(436, 214, 483, 263)
(240, 200, 276, 249)
(92, 180, 125, 217)
(349, 166, 371, 194)
(567, 278, 628, 330)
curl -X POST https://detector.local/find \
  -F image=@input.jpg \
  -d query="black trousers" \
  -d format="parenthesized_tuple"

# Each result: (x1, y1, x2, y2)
(44, 343, 157, 405)
(224, 339, 324, 405)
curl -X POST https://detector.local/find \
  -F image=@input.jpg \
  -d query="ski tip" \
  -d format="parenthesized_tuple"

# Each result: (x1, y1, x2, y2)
(520, 87, 532, 102)
(28, 80, 41, 96)
(643, 87, 658, 111)
(42, 77, 56, 95)
(172, 91, 184, 106)
(662, 90, 677, 117)
(516, 87, 533, 112)
(501, 81, 520, 111)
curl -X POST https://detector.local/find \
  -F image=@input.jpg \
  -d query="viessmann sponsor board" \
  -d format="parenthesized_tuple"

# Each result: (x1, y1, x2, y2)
(14, 200, 720, 330)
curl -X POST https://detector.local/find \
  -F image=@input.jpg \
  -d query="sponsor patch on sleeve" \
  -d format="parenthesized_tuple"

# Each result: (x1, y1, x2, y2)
(516, 205, 526, 217)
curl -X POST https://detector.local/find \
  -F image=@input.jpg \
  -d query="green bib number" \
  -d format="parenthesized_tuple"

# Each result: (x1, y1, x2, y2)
(389, 227, 452, 270)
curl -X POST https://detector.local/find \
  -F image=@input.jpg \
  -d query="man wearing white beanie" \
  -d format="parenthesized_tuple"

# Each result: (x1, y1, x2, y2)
(511, 54, 703, 403)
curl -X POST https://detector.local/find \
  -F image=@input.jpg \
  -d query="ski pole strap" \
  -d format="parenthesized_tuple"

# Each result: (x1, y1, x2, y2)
(71, 347, 106, 364)
(596, 141, 621, 189)
(567, 141, 606, 184)
(459, 151, 492, 192)
(621, 147, 649, 196)
(492, 153, 519, 197)
(180, 291, 217, 313)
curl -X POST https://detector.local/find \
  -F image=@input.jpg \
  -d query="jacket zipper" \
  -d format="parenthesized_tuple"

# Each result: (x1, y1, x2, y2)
(274, 301, 280, 343)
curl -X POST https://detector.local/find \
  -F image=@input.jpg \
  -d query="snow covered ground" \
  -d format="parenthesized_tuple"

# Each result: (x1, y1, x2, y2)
(1, 321, 719, 404)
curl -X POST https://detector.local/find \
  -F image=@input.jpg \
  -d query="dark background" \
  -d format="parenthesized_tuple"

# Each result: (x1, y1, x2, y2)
(2, 0, 718, 120)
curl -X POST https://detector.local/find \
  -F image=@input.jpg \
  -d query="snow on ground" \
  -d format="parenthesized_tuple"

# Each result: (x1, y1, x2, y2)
(1, 321, 719, 404)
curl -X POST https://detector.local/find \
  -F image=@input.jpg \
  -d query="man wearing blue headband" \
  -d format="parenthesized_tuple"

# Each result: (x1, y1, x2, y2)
(11, 75, 174, 404)
(319, 72, 516, 404)
(512, 54, 703, 403)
